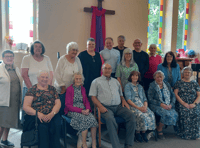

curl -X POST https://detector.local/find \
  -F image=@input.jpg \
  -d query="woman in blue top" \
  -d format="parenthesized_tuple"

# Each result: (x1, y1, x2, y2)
(148, 70, 178, 139)
(157, 51, 181, 88)
(124, 71, 155, 143)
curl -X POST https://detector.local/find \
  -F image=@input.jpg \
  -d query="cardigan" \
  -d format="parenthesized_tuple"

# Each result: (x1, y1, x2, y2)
(124, 82, 147, 103)
(148, 81, 176, 112)
(157, 63, 181, 87)
(0, 62, 23, 106)
(64, 84, 91, 115)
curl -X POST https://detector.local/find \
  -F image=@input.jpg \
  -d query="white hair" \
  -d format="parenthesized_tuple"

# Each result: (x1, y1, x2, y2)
(66, 42, 79, 54)
(181, 66, 193, 76)
(37, 70, 50, 78)
(72, 72, 84, 85)
(121, 48, 135, 67)
(153, 70, 165, 79)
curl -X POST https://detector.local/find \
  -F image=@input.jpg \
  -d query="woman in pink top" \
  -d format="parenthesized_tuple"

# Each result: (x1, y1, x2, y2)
(144, 44, 162, 92)
(64, 72, 98, 148)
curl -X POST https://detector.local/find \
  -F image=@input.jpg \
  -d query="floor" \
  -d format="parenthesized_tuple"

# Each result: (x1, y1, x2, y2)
(1, 125, 200, 148)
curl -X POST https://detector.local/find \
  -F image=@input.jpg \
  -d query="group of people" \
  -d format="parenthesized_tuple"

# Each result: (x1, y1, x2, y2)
(0, 35, 199, 148)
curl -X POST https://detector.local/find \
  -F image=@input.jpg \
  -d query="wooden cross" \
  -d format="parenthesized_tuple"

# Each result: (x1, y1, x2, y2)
(84, 0, 115, 15)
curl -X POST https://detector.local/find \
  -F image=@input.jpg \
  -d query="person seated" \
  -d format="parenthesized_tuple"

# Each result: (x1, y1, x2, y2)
(89, 63, 136, 148)
(64, 72, 98, 148)
(124, 71, 156, 143)
(100, 37, 120, 78)
(174, 67, 200, 140)
(113, 35, 127, 60)
(148, 70, 178, 139)
(23, 70, 61, 148)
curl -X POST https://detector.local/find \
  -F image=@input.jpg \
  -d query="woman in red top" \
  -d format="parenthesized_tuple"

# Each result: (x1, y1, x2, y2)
(144, 44, 162, 92)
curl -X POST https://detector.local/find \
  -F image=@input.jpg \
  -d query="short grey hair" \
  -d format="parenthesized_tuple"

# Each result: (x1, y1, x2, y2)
(118, 35, 126, 41)
(66, 42, 79, 54)
(37, 70, 50, 78)
(149, 44, 157, 49)
(153, 70, 165, 79)
(87, 38, 95, 42)
(121, 48, 135, 67)
(181, 66, 193, 76)
(72, 72, 84, 85)
(2, 49, 14, 58)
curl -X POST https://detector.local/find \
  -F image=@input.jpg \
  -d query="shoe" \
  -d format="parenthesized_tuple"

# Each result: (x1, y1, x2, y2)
(135, 133, 143, 142)
(157, 131, 165, 140)
(141, 132, 148, 142)
(1, 140, 14, 146)
(125, 144, 134, 148)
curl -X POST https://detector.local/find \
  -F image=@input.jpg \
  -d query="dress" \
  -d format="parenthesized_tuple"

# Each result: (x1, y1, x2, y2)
(115, 63, 138, 89)
(0, 67, 21, 128)
(67, 85, 98, 134)
(124, 83, 155, 131)
(174, 80, 200, 139)
(78, 50, 102, 95)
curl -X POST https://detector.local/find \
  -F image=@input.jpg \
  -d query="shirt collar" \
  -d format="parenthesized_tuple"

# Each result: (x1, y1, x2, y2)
(101, 75, 112, 80)
(149, 54, 157, 57)
(5, 64, 15, 70)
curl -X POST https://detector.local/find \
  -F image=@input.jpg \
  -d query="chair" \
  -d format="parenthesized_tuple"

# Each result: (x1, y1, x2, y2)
(94, 105, 126, 147)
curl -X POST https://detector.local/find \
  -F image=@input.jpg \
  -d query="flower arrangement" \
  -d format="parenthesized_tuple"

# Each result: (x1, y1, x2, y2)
(146, 45, 164, 57)
(5, 36, 13, 49)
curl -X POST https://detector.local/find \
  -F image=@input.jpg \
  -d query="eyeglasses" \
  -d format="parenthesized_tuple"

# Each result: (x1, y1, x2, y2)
(103, 67, 112, 70)
(4, 56, 14, 59)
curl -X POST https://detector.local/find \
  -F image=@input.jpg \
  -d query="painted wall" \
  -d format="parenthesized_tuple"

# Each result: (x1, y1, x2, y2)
(38, 0, 148, 69)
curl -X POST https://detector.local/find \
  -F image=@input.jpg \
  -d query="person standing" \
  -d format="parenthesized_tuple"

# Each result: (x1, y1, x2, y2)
(100, 37, 120, 78)
(113, 35, 127, 60)
(132, 39, 149, 85)
(0, 50, 23, 147)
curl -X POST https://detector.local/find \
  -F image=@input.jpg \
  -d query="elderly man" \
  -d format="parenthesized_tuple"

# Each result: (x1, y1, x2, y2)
(100, 37, 120, 78)
(89, 63, 136, 148)
(132, 39, 149, 85)
(113, 35, 127, 61)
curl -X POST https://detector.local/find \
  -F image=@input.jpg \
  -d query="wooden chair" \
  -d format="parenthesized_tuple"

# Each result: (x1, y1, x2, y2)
(94, 105, 126, 147)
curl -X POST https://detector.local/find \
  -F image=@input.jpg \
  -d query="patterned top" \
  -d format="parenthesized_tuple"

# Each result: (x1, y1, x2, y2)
(89, 75, 123, 106)
(115, 63, 138, 88)
(100, 48, 120, 73)
(25, 84, 59, 114)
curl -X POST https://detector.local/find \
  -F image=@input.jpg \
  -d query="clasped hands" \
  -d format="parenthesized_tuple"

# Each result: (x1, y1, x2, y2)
(81, 109, 90, 115)
(160, 103, 172, 110)
(183, 102, 195, 109)
(38, 112, 55, 123)
(138, 106, 147, 113)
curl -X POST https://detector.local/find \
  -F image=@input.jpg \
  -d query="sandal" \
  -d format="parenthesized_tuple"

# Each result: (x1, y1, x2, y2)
(157, 131, 165, 140)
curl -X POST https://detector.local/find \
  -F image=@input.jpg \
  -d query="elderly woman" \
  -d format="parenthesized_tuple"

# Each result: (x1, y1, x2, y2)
(124, 71, 155, 143)
(54, 42, 82, 114)
(174, 67, 200, 140)
(23, 70, 61, 148)
(78, 38, 103, 109)
(65, 72, 98, 148)
(0, 50, 22, 147)
(144, 44, 162, 91)
(115, 48, 138, 92)
(21, 41, 54, 123)
(157, 51, 181, 88)
(148, 70, 178, 139)
(113, 35, 127, 60)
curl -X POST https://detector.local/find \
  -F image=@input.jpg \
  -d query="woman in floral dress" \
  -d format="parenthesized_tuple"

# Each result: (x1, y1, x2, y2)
(115, 48, 138, 92)
(174, 67, 200, 140)
(64, 72, 98, 148)
(124, 71, 155, 143)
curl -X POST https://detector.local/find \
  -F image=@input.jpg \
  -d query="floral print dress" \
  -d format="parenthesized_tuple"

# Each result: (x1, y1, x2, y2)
(67, 85, 98, 134)
(174, 80, 200, 139)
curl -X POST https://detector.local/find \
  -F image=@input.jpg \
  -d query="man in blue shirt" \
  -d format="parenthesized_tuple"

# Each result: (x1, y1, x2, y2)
(89, 63, 136, 148)
(100, 37, 120, 78)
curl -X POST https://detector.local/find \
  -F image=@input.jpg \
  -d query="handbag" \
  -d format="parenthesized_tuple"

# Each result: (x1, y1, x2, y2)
(21, 110, 39, 146)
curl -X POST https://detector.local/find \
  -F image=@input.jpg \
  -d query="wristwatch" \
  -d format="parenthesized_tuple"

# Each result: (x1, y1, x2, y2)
(53, 112, 56, 115)
(194, 102, 198, 106)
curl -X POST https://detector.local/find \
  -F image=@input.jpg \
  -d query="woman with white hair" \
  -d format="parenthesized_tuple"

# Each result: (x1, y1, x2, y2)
(64, 72, 98, 148)
(23, 70, 61, 148)
(174, 67, 200, 140)
(148, 70, 178, 139)
(115, 48, 138, 92)
(54, 42, 82, 114)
